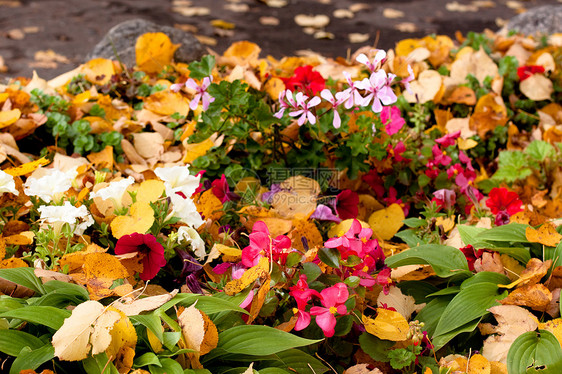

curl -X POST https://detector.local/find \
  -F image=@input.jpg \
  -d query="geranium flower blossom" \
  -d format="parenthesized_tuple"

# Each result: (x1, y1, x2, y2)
(380, 105, 405, 135)
(24, 168, 77, 203)
(154, 165, 200, 198)
(342, 71, 365, 109)
(0, 170, 18, 196)
(320, 89, 350, 129)
(172, 76, 215, 111)
(401, 65, 415, 94)
(114, 232, 166, 281)
(281, 65, 325, 95)
(310, 283, 348, 337)
(274, 89, 298, 119)
(289, 92, 321, 126)
(38, 201, 94, 235)
(356, 70, 396, 113)
(356, 50, 386, 72)
(89, 176, 135, 209)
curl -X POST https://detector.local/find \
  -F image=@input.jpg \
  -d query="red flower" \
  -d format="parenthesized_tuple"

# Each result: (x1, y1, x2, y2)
(517, 65, 545, 81)
(115, 233, 166, 281)
(486, 187, 523, 216)
(335, 189, 359, 220)
(211, 174, 238, 203)
(459, 244, 484, 272)
(281, 65, 325, 95)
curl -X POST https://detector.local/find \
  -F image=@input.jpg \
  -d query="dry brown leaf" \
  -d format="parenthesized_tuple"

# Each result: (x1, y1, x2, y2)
(525, 222, 562, 247)
(132, 132, 164, 160)
(172, 6, 210, 16)
(376, 285, 423, 320)
(403, 70, 442, 104)
(259, 16, 280, 26)
(394, 22, 418, 33)
(500, 283, 552, 311)
(446, 1, 478, 12)
(520, 74, 553, 101)
(135, 33, 179, 74)
(294, 14, 330, 28)
(224, 257, 269, 295)
(349, 33, 370, 44)
(383, 8, 404, 18)
(344, 364, 383, 374)
(333, 9, 354, 19)
(113, 290, 179, 316)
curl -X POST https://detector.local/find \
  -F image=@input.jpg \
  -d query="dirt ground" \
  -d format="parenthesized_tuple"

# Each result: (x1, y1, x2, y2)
(0, 0, 560, 81)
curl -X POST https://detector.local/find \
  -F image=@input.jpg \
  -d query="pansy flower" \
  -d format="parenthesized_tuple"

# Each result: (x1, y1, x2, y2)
(115, 232, 167, 281)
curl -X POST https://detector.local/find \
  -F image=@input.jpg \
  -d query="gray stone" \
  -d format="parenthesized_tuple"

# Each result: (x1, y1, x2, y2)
(85, 18, 206, 69)
(505, 5, 562, 36)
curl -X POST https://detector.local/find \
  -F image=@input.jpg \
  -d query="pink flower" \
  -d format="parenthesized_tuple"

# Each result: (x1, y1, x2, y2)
(362, 170, 385, 198)
(390, 141, 410, 163)
(274, 89, 298, 119)
(310, 204, 341, 222)
(211, 174, 238, 203)
(435, 131, 461, 147)
(432, 189, 456, 211)
(432, 145, 452, 167)
(320, 89, 350, 129)
(241, 221, 270, 268)
(310, 283, 349, 337)
(356, 70, 397, 113)
(172, 76, 215, 111)
(325, 219, 373, 259)
(401, 65, 415, 94)
(115, 233, 166, 281)
(290, 275, 320, 331)
(380, 105, 405, 135)
(356, 50, 387, 72)
(289, 92, 321, 126)
(342, 71, 365, 109)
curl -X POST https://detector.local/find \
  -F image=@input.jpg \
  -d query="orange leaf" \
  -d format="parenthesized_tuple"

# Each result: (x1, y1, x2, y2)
(500, 283, 552, 311)
(4, 156, 50, 176)
(525, 222, 562, 247)
(81, 58, 115, 85)
(224, 257, 269, 295)
(143, 91, 190, 117)
(0, 108, 21, 128)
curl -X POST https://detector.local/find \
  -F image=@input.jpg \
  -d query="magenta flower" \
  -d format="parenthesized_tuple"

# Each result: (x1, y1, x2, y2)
(211, 174, 238, 203)
(310, 283, 349, 337)
(115, 233, 166, 281)
(356, 70, 397, 113)
(432, 189, 456, 211)
(320, 89, 350, 129)
(241, 221, 270, 268)
(172, 76, 215, 111)
(310, 204, 341, 223)
(290, 275, 320, 331)
(435, 131, 461, 147)
(289, 92, 321, 126)
(325, 219, 373, 259)
(431, 145, 452, 166)
(390, 141, 409, 162)
(380, 105, 405, 135)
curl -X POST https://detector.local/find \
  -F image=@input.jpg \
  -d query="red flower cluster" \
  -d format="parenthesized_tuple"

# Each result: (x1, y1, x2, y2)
(517, 65, 545, 81)
(281, 65, 325, 95)
(485, 187, 523, 225)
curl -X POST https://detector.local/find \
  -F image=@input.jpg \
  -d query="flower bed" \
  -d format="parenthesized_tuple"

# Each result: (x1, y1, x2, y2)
(0, 30, 562, 373)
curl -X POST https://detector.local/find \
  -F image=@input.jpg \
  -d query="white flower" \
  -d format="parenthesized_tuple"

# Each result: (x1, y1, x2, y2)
(0, 170, 18, 196)
(24, 168, 77, 203)
(177, 225, 206, 259)
(89, 177, 135, 209)
(168, 193, 204, 229)
(154, 165, 200, 198)
(38, 201, 94, 235)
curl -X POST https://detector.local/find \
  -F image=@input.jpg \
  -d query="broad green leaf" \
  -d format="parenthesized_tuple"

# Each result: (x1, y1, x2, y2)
(486, 246, 531, 264)
(157, 293, 249, 316)
(134, 352, 161, 367)
(433, 283, 506, 338)
(476, 223, 529, 243)
(130, 313, 164, 342)
(262, 349, 329, 374)
(397, 281, 439, 304)
(385, 244, 470, 278)
(415, 296, 455, 337)
(394, 229, 427, 248)
(427, 286, 460, 297)
(82, 353, 119, 374)
(0, 267, 45, 295)
(9, 345, 55, 374)
(359, 332, 394, 362)
(525, 140, 555, 162)
(0, 296, 25, 312)
(0, 306, 70, 330)
(259, 369, 292, 374)
(149, 357, 184, 374)
(0, 330, 43, 356)
(218, 325, 322, 356)
(318, 247, 340, 268)
(301, 262, 322, 283)
(507, 330, 562, 374)
(547, 239, 562, 269)
(42, 280, 90, 300)
(457, 225, 487, 246)
(431, 318, 482, 351)
(460, 271, 511, 289)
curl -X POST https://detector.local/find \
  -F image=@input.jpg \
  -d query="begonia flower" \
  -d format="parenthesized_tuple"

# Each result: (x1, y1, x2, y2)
(114, 232, 166, 281)
(435, 131, 461, 148)
(241, 221, 270, 268)
(380, 105, 405, 135)
(431, 145, 452, 166)
(310, 283, 349, 337)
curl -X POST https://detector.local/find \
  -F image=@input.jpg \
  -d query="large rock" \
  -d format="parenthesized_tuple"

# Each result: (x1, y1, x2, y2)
(505, 5, 562, 36)
(86, 18, 206, 68)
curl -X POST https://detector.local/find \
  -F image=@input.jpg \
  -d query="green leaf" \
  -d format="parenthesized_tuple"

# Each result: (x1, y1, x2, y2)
(82, 353, 120, 374)
(0, 306, 70, 330)
(42, 280, 89, 300)
(486, 246, 531, 264)
(507, 330, 562, 374)
(385, 244, 470, 278)
(397, 281, 439, 304)
(394, 229, 427, 248)
(134, 352, 162, 367)
(431, 318, 482, 351)
(457, 225, 487, 246)
(217, 325, 322, 356)
(427, 286, 460, 297)
(188, 55, 216, 79)
(359, 332, 394, 362)
(9, 345, 55, 374)
(259, 369, 292, 374)
(493, 150, 532, 183)
(301, 262, 322, 283)
(262, 349, 329, 374)
(149, 357, 184, 374)
(157, 293, 249, 316)
(525, 140, 555, 162)
(0, 267, 46, 295)
(318, 247, 341, 268)
(476, 223, 529, 243)
(0, 330, 44, 356)
(433, 283, 506, 339)
(130, 313, 164, 342)
(460, 271, 511, 289)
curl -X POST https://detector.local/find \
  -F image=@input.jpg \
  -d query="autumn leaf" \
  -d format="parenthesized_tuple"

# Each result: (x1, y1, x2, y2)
(525, 222, 562, 247)
(135, 32, 179, 74)
(0, 108, 21, 129)
(110, 201, 155, 239)
(4, 156, 49, 176)
(362, 309, 409, 341)
(368, 204, 405, 240)
(224, 257, 269, 295)
(80, 58, 115, 85)
(177, 304, 219, 368)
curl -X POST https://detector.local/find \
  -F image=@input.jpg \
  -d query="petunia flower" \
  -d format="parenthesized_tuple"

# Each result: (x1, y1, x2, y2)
(459, 244, 484, 271)
(177, 225, 206, 259)
(486, 187, 523, 225)
(335, 189, 359, 220)
(211, 174, 239, 203)
(517, 65, 545, 81)
(114, 232, 167, 281)
(24, 168, 78, 203)
(320, 89, 350, 129)
(432, 189, 456, 211)
(0, 170, 18, 196)
(281, 65, 326, 95)
(289, 92, 321, 126)
(89, 176, 135, 210)
(380, 105, 405, 135)
(38, 201, 94, 235)
(168, 192, 204, 228)
(154, 165, 200, 198)
(310, 204, 341, 223)
(310, 283, 349, 337)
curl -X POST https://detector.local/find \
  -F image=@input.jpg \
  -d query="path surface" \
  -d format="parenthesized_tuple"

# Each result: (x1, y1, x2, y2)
(0, 0, 560, 80)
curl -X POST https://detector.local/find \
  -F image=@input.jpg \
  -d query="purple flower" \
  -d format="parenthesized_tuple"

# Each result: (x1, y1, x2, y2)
(310, 204, 341, 222)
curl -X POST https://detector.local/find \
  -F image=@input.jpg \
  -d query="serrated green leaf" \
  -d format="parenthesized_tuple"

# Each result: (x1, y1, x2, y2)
(525, 140, 555, 162)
